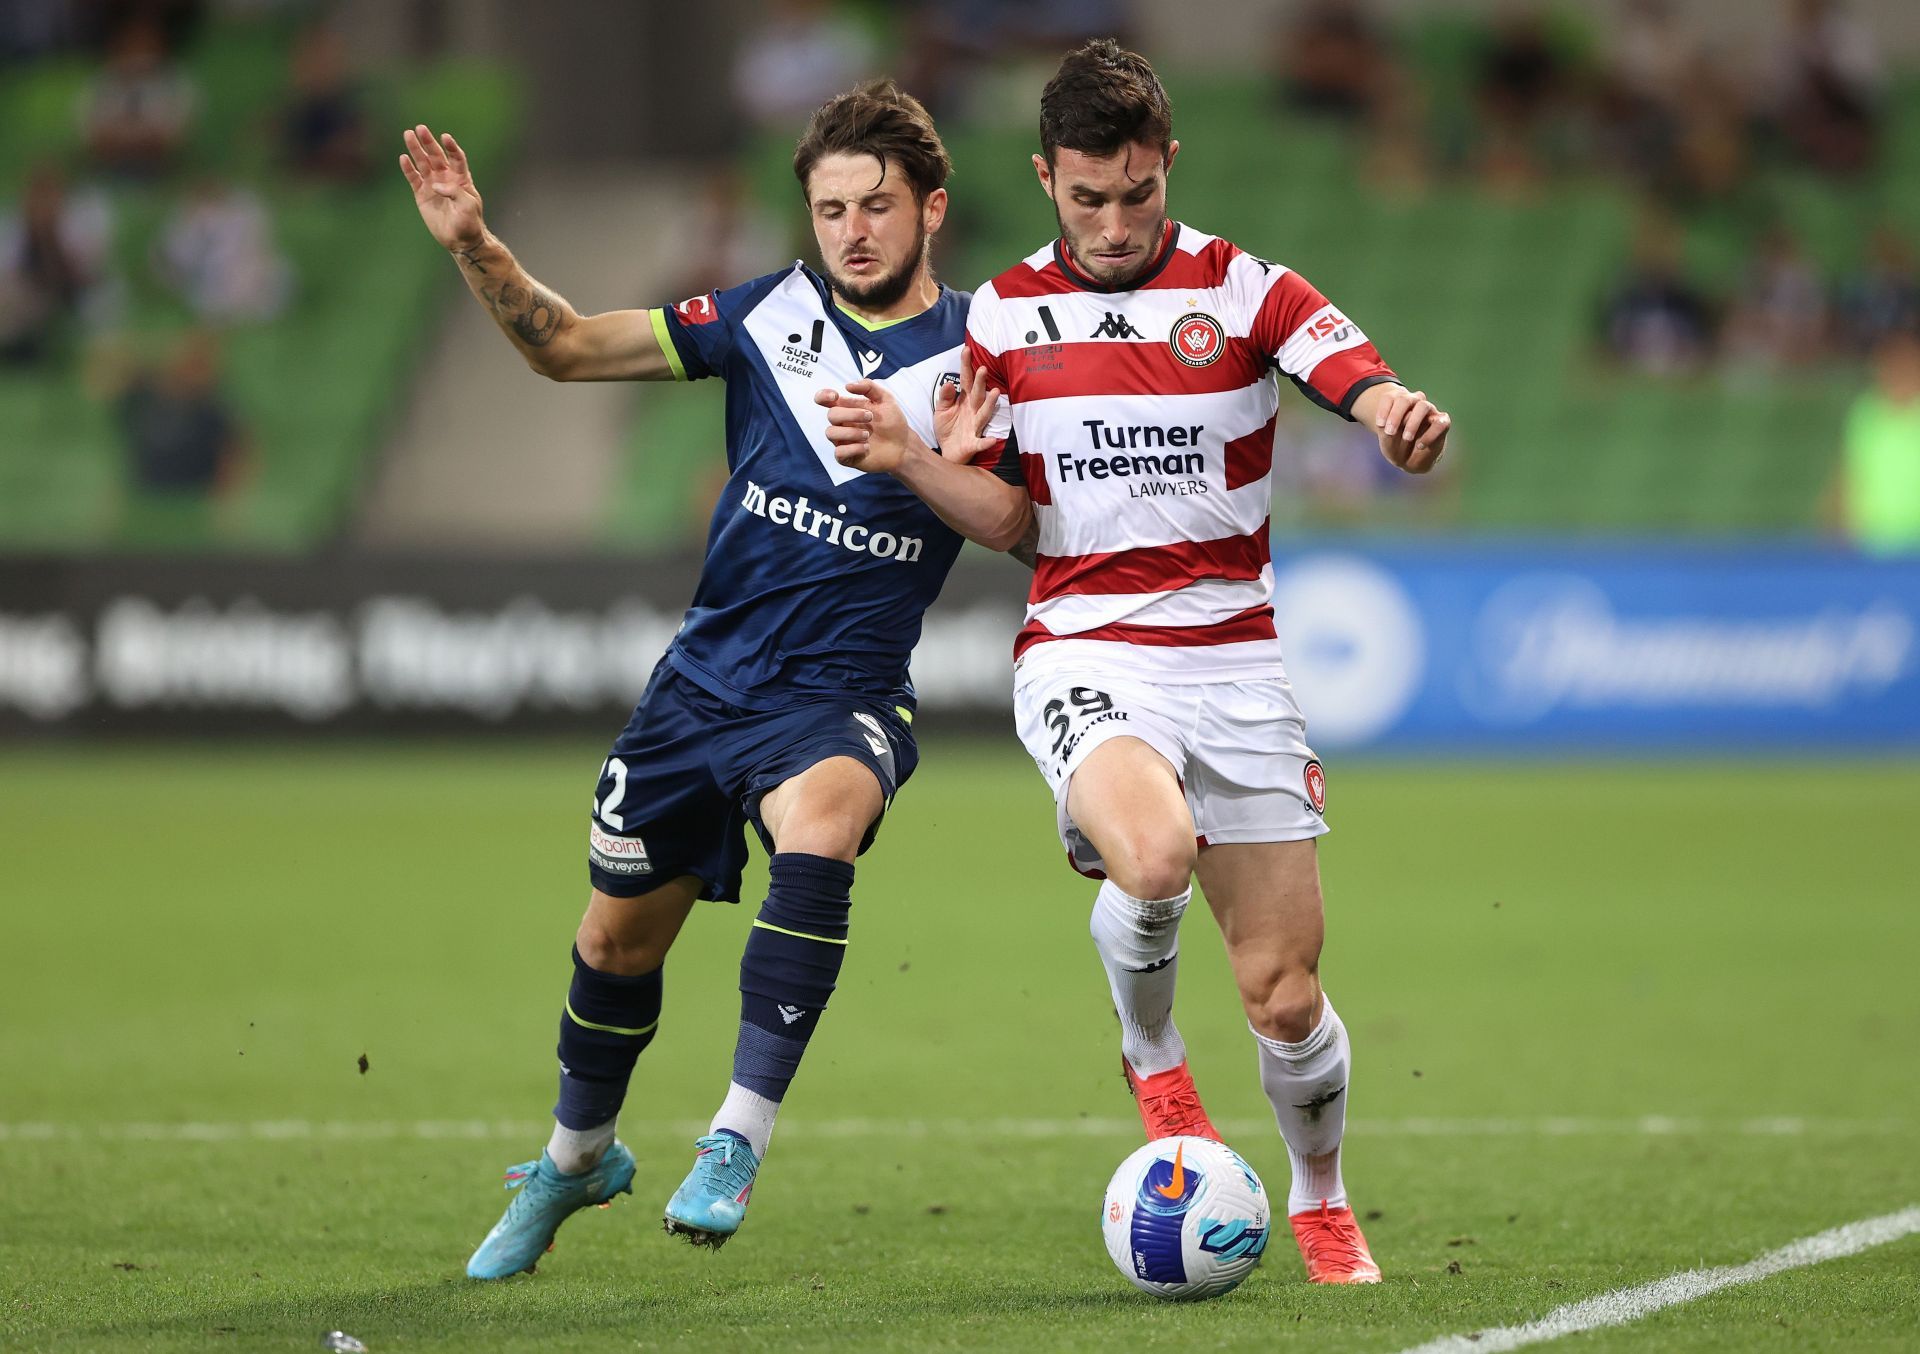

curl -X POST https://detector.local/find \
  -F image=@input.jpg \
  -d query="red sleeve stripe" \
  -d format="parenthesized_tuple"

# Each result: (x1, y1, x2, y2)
(1031, 525, 1270, 601)
(1014, 604, 1278, 659)
(1303, 347, 1395, 411)
(1250, 269, 1327, 355)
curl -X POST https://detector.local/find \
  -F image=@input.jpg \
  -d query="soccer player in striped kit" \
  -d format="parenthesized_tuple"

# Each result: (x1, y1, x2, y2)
(818, 40, 1451, 1284)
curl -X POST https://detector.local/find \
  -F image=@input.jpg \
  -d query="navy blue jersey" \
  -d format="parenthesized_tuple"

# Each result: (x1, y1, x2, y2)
(649, 264, 994, 710)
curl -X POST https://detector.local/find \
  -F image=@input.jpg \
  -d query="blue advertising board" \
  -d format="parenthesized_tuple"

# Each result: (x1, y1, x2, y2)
(1269, 544, 1920, 750)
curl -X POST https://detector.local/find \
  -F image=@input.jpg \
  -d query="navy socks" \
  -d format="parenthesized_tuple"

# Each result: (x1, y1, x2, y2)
(553, 946, 662, 1130)
(731, 853, 856, 1101)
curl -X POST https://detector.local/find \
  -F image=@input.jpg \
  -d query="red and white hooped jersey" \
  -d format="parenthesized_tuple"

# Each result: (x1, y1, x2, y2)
(968, 220, 1397, 682)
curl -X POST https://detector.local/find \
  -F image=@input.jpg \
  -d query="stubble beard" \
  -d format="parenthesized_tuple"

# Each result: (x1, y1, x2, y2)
(1056, 202, 1168, 289)
(826, 225, 929, 313)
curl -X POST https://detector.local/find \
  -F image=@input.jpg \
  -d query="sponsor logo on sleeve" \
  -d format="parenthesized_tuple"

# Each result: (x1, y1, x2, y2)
(1171, 312, 1225, 367)
(673, 293, 720, 326)
(1305, 311, 1353, 343)
(589, 821, 654, 875)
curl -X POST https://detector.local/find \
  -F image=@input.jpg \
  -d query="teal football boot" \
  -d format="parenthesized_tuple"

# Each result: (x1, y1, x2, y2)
(662, 1131, 760, 1248)
(465, 1141, 636, 1279)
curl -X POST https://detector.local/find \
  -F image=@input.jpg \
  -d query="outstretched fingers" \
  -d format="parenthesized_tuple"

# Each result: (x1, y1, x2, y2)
(413, 124, 449, 170)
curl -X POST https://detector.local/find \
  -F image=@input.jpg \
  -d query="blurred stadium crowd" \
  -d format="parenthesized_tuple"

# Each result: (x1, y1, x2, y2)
(3, 0, 1919, 552)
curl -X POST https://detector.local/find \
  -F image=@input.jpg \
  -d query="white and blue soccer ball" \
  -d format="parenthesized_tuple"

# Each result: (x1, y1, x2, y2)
(1101, 1135, 1271, 1300)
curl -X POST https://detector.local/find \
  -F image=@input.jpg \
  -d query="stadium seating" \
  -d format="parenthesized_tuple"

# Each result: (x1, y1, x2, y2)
(0, 21, 517, 550)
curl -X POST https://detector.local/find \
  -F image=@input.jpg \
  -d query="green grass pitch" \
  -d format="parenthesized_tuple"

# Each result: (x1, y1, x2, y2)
(2, 742, 1916, 1352)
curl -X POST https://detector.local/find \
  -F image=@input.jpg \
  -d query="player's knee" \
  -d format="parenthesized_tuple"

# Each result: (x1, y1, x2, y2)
(575, 914, 669, 976)
(1246, 967, 1323, 1043)
(1101, 828, 1196, 901)
(770, 806, 870, 863)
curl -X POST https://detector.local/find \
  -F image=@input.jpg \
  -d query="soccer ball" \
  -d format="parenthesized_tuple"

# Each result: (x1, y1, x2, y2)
(1101, 1135, 1271, 1300)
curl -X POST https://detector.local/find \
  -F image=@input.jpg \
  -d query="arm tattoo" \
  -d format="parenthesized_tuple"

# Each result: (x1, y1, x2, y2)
(490, 282, 561, 347)
(1010, 517, 1039, 570)
(454, 248, 488, 275)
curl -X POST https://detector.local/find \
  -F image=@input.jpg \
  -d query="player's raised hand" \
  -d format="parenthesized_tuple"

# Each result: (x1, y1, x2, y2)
(399, 124, 485, 252)
(1373, 386, 1451, 474)
(815, 379, 911, 474)
(932, 350, 1007, 465)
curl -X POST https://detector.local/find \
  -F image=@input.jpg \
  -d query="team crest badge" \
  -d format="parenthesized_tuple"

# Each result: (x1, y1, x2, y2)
(1303, 760, 1327, 815)
(932, 370, 960, 417)
(1170, 312, 1225, 367)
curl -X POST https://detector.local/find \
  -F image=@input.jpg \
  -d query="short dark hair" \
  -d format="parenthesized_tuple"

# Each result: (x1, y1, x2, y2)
(1039, 38, 1174, 165)
(793, 79, 950, 203)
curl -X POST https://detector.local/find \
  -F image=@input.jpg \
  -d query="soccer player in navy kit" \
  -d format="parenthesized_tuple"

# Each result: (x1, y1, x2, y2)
(399, 84, 1014, 1277)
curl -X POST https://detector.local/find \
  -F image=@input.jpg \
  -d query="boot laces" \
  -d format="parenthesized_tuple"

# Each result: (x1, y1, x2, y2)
(1298, 1202, 1369, 1269)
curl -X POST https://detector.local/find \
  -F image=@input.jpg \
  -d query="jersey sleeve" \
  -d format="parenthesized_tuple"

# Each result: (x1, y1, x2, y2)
(962, 286, 1022, 483)
(648, 273, 773, 381)
(1247, 266, 1398, 420)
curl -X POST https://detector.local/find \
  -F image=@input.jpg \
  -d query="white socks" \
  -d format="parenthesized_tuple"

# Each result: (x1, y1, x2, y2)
(1089, 879, 1191, 1078)
(1253, 995, 1351, 1214)
(545, 1118, 616, 1175)
(546, 1082, 779, 1174)
(712, 1080, 779, 1159)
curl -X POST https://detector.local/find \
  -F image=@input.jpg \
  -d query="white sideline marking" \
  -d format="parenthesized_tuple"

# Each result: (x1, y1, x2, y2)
(0, 1115, 1908, 1144)
(1395, 1206, 1920, 1354)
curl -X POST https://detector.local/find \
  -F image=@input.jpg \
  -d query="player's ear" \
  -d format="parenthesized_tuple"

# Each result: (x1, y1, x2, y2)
(921, 186, 948, 236)
(1164, 141, 1180, 177)
(1032, 153, 1052, 198)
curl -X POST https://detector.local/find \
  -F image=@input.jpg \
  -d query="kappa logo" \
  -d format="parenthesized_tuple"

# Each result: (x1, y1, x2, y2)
(1090, 311, 1146, 341)
(1170, 312, 1225, 367)
(852, 710, 889, 757)
(777, 1004, 807, 1025)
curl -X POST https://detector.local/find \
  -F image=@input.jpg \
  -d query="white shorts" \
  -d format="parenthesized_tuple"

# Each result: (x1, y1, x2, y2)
(1012, 657, 1329, 878)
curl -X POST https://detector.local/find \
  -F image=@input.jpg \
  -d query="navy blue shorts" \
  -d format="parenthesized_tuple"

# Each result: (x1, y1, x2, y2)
(586, 658, 919, 903)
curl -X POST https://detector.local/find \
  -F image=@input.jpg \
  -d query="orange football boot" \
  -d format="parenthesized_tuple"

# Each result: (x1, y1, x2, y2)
(1122, 1058, 1222, 1142)
(1289, 1201, 1382, 1284)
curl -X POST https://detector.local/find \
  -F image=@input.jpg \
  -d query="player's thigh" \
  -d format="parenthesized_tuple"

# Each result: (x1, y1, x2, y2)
(1012, 663, 1194, 887)
(589, 660, 754, 905)
(576, 877, 702, 976)
(1013, 664, 1190, 887)
(1197, 838, 1327, 1037)
(726, 698, 917, 864)
(758, 755, 888, 860)
(1065, 735, 1198, 896)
